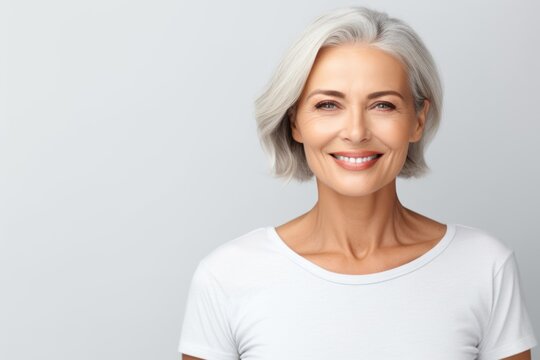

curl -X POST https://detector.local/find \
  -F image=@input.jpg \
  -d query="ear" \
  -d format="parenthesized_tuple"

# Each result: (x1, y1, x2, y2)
(291, 121, 303, 143)
(409, 99, 430, 143)
(289, 107, 303, 143)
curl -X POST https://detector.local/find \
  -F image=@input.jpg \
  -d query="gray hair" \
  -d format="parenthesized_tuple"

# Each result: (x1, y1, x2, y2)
(254, 5, 443, 184)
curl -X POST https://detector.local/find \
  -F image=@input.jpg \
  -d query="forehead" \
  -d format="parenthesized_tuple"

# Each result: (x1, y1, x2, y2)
(303, 43, 409, 95)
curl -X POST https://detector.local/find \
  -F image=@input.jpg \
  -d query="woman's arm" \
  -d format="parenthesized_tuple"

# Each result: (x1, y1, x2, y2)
(502, 349, 531, 360)
(182, 354, 204, 360)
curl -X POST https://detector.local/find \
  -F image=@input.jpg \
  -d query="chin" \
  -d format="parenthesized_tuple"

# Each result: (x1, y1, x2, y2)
(340, 182, 383, 196)
(317, 178, 375, 196)
(322, 174, 395, 196)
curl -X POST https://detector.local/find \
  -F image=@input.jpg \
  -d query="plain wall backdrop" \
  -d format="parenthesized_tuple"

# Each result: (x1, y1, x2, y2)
(1, 0, 539, 359)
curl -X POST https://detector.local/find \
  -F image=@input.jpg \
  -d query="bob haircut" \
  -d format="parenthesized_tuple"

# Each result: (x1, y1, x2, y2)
(254, 5, 443, 184)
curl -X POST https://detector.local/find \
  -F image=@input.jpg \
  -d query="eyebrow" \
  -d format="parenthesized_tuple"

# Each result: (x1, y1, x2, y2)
(306, 89, 404, 101)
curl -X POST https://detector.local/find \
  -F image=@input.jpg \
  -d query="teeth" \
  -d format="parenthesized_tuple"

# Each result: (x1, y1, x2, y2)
(334, 154, 379, 163)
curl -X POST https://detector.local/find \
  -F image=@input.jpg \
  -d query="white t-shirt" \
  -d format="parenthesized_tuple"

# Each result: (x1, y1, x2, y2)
(178, 223, 538, 359)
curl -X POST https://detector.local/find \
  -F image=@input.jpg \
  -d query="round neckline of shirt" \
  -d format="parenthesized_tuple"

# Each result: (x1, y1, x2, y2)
(266, 223, 457, 285)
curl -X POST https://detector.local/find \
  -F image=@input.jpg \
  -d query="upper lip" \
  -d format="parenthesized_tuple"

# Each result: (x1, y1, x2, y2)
(331, 151, 383, 157)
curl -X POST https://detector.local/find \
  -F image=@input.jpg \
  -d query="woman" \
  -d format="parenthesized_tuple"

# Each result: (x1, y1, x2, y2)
(178, 6, 537, 359)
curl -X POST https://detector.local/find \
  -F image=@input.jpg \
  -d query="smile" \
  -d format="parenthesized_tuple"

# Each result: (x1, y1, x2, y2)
(330, 153, 383, 171)
(331, 154, 381, 163)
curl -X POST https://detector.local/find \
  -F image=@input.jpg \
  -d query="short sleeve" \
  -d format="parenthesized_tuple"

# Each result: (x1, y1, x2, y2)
(477, 251, 538, 360)
(178, 259, 239, 360)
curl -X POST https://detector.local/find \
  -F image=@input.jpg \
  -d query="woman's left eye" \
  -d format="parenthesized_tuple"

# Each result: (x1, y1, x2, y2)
(374, 102, 395, 110)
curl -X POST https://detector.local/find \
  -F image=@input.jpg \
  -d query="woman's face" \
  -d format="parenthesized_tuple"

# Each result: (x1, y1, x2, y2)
(292, 43, 429, 196)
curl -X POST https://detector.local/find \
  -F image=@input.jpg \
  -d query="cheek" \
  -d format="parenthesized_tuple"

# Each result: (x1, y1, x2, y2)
(374, 120, 412, 149)
(299, 123, 336, 169)
(299, 120, 338, 147)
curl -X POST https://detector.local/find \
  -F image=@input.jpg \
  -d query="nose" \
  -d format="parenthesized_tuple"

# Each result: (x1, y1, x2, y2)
(342, 106, 371, 143)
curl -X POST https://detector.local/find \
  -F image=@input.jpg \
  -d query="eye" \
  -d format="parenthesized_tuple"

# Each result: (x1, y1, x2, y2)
(315, 101, 339, 110)
(373, 102, 396, 111)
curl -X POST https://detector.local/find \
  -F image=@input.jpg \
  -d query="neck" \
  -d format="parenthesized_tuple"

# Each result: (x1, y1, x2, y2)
(302, 177, 416, 259)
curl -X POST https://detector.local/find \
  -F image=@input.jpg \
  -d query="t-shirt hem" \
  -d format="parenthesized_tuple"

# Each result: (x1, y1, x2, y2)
(179, 341, 239, 360)
(478, 333, 538, 360)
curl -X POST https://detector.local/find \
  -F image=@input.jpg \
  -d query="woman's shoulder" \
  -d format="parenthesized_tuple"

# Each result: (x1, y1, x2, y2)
(453, 223, 512, 252)
(200, 226, 271, 262)
(193, 226, 278, 286)
(451, 223, 514, 272)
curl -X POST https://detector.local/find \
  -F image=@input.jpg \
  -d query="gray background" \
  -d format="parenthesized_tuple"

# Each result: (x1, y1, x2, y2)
(1, 0, 539, 359)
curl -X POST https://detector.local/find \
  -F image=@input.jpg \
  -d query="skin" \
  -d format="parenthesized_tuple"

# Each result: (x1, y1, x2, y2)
(277, 42, 448, 275)
(180, 43, 532, 360)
